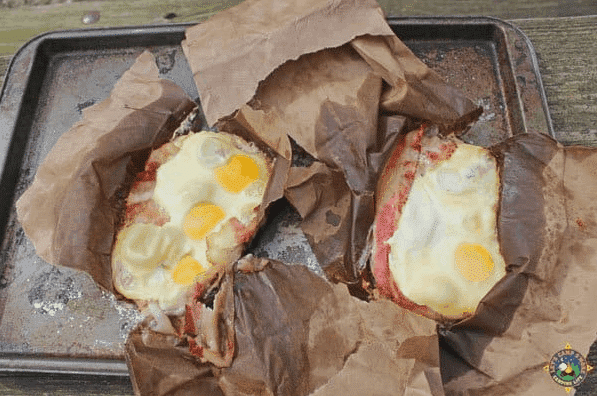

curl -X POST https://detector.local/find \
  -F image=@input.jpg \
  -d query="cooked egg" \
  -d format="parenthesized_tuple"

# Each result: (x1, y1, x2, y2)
(386, 141, 506, 317)
(112, 131, 270, 312)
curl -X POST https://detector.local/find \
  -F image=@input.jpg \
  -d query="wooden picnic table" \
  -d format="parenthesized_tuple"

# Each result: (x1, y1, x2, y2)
(0, 0, 596, 395)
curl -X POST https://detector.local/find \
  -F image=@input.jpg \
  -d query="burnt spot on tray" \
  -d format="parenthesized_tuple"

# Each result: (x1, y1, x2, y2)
(27, 267, 81, 315)
(153, 49, 177, 75)
(410, 44, 510, 147)
(0, 226, 25, 290)
(76, 99, 96, 114)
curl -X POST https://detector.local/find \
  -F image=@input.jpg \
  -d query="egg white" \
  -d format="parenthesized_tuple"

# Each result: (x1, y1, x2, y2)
(153, 132, 269, 229)
(112, 223, 197, 311)
(387, 141, 506, 317)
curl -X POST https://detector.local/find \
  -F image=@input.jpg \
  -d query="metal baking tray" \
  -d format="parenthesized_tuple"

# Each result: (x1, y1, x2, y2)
(0, 16, 553, 390)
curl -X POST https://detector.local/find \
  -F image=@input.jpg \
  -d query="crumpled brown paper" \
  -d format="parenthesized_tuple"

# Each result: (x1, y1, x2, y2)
(182, 0, 481, 283)
(15, 51, 197, 291)
(181, 0, 393, 128)
(126, 256, 443, 396)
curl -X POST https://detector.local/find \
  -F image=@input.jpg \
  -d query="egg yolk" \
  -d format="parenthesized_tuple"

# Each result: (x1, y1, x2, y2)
(171, 256, 205, 285)
(183, 203, 225, 240)
(215, 155, 260, 193)
(454, 243, 494, 282)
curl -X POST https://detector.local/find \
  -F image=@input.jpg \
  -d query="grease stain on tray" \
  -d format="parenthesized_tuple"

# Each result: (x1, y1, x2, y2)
(152, 48, 177, 75)
(411, 45, 510, 147)
(0, 251, 143, 357)
(28, 267, 81, 316)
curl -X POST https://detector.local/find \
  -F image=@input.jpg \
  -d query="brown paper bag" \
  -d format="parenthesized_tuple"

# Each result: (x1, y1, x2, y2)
(126, 256, 442, 396)
(181, 0, 394, 128)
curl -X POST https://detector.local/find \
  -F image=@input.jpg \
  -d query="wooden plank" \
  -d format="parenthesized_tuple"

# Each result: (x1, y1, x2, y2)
(0, 0, 243, 56)
(512, 16, 597, 146)
(0, 0, 243, 86)
(1, 0, 597, 82)
(377, 0, 597, 19)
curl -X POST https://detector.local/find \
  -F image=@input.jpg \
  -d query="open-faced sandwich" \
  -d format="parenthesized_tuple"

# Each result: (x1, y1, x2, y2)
(111, 112, 273, 319)
(372, 126, 506, 322)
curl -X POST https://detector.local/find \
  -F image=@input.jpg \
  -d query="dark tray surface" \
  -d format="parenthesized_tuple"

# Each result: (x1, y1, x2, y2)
(0, 16, 552, 379)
